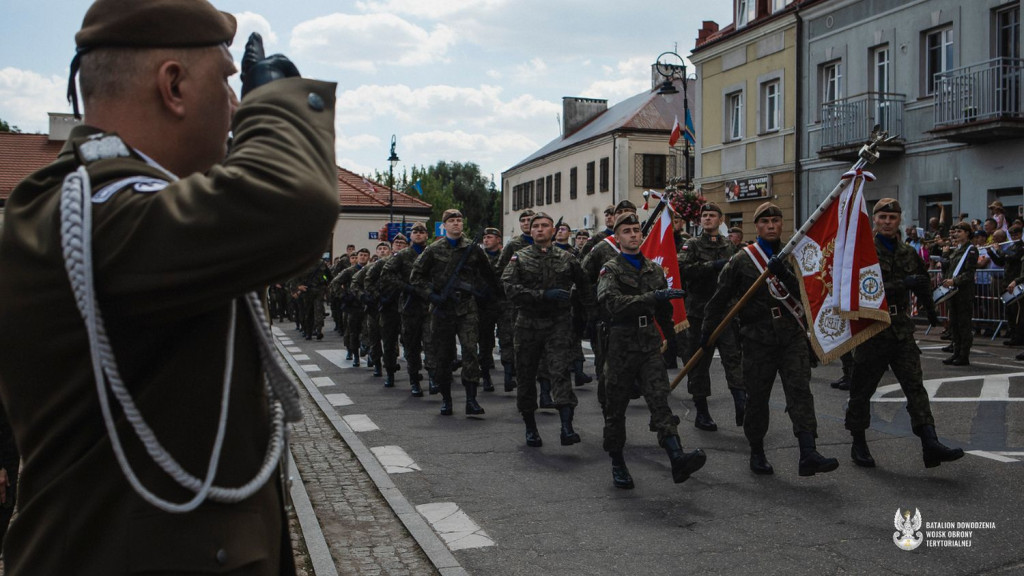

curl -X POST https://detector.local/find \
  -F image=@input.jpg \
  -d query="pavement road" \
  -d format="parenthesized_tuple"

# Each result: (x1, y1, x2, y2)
(279, 323, 1023, 576)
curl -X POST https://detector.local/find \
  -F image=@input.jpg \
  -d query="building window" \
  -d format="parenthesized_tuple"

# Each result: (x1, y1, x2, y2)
(762, 80, 780, 133)
(599, 157, 610, 192)
(822, 60, 842, 103)
(924, 26, 953, 95)
(512, 185, 518, 211)
(554, 173, 562, 203)
(639, 154, 667, 189)
(525, 181, 533, 208)
(727, 91, 743, 141)
(872, 46, 890, 94)
(536, 178, 544, 206)
(997, 6, 1020, 59)
(569, 167, 578, 199)
(546, 175, 553, 204)
(586, 161, 595, 195)
(737, 0, 755, 28)
(771, 0, 786, 13)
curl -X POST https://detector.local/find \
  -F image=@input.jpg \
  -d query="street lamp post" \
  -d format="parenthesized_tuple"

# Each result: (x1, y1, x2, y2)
(388, 134, 400, 223)
(654, 51, 693, 192)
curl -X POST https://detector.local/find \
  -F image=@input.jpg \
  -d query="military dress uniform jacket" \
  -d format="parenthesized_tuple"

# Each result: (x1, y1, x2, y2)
(0, 78, 338, 575)
(678, 233, 736, 319)
(878, 236, 936, 340)
(596, 255, 675, 352)
(501, 244, 595, 325)
(411, 236, 499, 316)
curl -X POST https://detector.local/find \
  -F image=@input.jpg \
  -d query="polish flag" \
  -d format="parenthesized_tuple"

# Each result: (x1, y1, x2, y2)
(668, 115, 682, 148)
(641, 204, 688, 334)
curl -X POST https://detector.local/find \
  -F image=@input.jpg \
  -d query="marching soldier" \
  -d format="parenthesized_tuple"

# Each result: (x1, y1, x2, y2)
(939, 222, 978, 366)
(553, 221, 591, 386)
(496, 209, 536, 391)
(411, 209, 500, 415)
(383, 223, 434, 396)
(702, 202, 839, 477)
(574, 229, 590, 254)
(377, 234, 408, 387)
(845, 198, 964, 468)
(331, 248, 370, 366)
(329, 250, 353, 334)
(355, 241, 393, 376)
(678, 202, 746, 430)
(597, 213, 706, 489)
(298, 256, 331, 340)
(479, 227, 504, 392)
(553, 221, 578, 256)
(579, 204, 616, 258)
(502, 212, 596, 447)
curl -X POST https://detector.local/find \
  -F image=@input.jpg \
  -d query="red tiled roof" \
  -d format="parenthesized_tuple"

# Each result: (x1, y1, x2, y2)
(336, 165, 431, 212)
(0, 132, 63, 201)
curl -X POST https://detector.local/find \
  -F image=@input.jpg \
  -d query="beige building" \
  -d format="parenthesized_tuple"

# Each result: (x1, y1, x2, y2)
(501, 70, 694, 239)
(690, 1, 817, 239)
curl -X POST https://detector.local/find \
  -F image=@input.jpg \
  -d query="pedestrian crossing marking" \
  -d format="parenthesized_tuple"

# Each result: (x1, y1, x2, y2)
(312, 376, 334, 388)
(300, 364, 321, 373)
(325, 393, 352, 407)
(370, 446, 421, 474)
(271, 326, 284, 336)
(872, 373, 1024, 402)
(317, 349, 354, 369)
(416, 502, 494, 551)
(293, 354, 310, 361)
(279, 339, 294, 345)
(967, 450, 1022, 463)
(286, 346, 302, 353)
(343, 414, 379, 432)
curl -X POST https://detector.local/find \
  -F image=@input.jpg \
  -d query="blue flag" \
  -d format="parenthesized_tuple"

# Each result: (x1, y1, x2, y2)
(412, 180, 424, 196)
(684, 108, 696, 146)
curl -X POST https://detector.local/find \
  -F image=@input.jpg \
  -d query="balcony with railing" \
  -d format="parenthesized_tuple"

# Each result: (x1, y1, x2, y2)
(818, 92, 905, 159)
(931, 57, 1024, 143)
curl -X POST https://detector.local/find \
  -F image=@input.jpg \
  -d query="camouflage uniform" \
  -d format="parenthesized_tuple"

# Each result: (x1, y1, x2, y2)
(846, 236, 937, 433)
(368, 256, 399, 377)
(331, 263, 365, 362)
(496, 233, 534, 375)
(579, 227, 613, 259)
(556, 242, 589, 384)
(502, 244, 594, 414)
(352, 263, 382, 370)
(329, 258, 350, 334)
(678, 233, 743, 397)
(942, 242, 978, 362)
(582, 236, 623, 406)
(294, 260, 330, 339)
(478, 248, 503, 378)
(411, 235, 499, 412)
(383, 244, 432, 387)
(597, 253, 681, 451)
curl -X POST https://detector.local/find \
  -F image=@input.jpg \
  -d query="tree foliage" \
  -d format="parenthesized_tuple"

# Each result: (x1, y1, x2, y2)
(0, 119, 22, 133)
(373, 160, 499, 236)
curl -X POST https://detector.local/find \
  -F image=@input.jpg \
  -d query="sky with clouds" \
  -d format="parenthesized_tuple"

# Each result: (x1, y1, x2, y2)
(0, 0, 732, 184)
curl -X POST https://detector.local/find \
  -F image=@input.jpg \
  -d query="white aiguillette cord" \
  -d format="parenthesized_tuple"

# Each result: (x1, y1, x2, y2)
(59, 165, 301, 513)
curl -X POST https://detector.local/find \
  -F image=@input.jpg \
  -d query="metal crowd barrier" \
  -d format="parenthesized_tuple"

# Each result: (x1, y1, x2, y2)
(917, 268, 1009, 340)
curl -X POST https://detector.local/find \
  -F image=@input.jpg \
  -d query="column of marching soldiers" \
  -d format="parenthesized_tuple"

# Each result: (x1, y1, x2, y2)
(268, 199, 966, 490)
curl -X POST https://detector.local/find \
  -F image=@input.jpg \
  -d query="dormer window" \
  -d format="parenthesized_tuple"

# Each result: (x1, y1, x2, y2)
(737, 0, 756, 28)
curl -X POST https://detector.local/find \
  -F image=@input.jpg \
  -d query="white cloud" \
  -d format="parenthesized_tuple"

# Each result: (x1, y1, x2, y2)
(231, 11, 279, 50)
(336, 156, 376, 177)
(581, 56, 652, 102)
(354, 0, 507, 19)
(290, 13, 455, 72)
(513, 57, 548, 82)
(403, 129, 537, 157)
(0, 67, 69, 133)
(335, 132, 381, 152)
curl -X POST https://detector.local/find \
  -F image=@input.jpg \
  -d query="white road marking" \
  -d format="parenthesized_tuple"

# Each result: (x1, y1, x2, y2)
(343, 414, 379, 432)
(311, 377, 334, 388)
(279, 339, 294, 345)
(293, 354, 310, 361)
(872, 373, 1024, 402)
(370, 446, 421, 474)
(416, 502, 495, 551)
(967, 450, 1020, 463)
(300, 364, 321, 373)
(326, 393, 353, 407)
(317, 349, 354, 369)
(271, 326, 284, 336)
(286, 346, 302, 353)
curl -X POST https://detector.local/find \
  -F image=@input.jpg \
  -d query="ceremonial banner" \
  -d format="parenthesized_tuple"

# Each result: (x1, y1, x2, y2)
(791, 170, 890, 364)
(641, 201, 688, 333)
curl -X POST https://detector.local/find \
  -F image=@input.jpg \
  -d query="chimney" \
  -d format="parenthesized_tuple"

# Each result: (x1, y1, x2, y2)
(696, 20, 720, 48)
(48, 112, 81, 141)
(562, 97, 607, 137)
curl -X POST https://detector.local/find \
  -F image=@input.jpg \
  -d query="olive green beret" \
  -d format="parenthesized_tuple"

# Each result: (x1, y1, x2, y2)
(700, 202, 723, 215)
(392, 233, 408, 243)
(76, 0, 237, 50)
(410, 222, 428, 232)
(442, 209, 464, 223)
(753, 201, 783, 222)
(872, 198, 901, 214)
(529, 211, 554, 227)
(614, 200, 637, 214)
(519, 209, 536, 219)
(483, 227, 501, 237)
(613, 212, 641, 232)
(728, 226, 743, 234)
(575, 229, 590, 238)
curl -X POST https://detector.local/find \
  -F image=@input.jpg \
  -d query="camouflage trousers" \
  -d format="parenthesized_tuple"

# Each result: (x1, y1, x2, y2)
(380, 308, 401, 375)
(478, 303, 501, 371)
(402, 305, 432, 378)
(431, 307, 481, 388)
(365, 309, 382, 365)
(602, 345, 679, 453)
(498, 306, 516, 368)
(298, 292, 324, 335)
(685, 316, 744, 397)
(344, 309, 365, 354)
(845, 333, 934, 433)
(515, 313, 576, 413)
(742, 335, 818, 443)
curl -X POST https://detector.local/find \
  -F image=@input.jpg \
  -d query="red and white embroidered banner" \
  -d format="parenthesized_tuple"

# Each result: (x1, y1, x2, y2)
(791, 170, 890, 363)
(641, 202, 688, 333)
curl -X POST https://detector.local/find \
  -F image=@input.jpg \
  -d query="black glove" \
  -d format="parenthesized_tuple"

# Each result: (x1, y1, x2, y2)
(902, 274, 929, 290)
(767, 255, 789, 277)
(428, 293, 446, 306)
(927, 309, 940, 327)
(711, 259, 728, 271)
(241, 33, 301, 98)
(542, 289, 571, 301)
(653, 288, 686, 302)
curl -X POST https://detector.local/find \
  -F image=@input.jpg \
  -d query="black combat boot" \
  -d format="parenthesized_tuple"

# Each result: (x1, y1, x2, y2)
(749, 441, 774, 475)
(481, 369, 494, 392)
(383, 371, 395, 388)
(503, 364, 517, 392)
(661, 435, 706, 484)
(438, 380, 453, 416)
(346, 350, 353, 361)
(351, 352, 360, 368)
(372, 362, 383, 377)
(464, 381, 486, 415)
(523, 412, 542, 447)
(558, 406, 581, 445)
(917, 424, 965, 468)
(610, 451, 634, 489)
(428, 371, 439, 395)
(573, 360, 592, 387)
(829, 375, 850, 390)
(797, 431, 840, 477)
(940, 343, 955, 353)
(451, 356, 462, 372)
(693, 396, 718, 431)
(410, 375, 423, 398)
(315, 329, 323, 340)
(730, 388, 746, 427)
(850, 430, 876, 468)
(539, 378, 555, 409)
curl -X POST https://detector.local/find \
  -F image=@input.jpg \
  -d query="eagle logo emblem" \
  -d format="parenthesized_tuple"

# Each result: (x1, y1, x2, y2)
(893, 508, 924, 550)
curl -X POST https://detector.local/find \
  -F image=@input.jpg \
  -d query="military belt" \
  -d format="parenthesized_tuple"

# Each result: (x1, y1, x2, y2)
(611, 314, 652, 328)
(770, 306, 782, 319)
(889, 304, 903, 316)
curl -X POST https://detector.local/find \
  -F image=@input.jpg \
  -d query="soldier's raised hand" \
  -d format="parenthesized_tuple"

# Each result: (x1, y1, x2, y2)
(240, 32, 301, 98)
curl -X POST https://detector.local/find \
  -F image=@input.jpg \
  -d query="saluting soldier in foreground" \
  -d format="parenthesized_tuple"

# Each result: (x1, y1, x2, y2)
(702, 202, 839, 477)
(597, 213, 706, 489)
(383, 223, 435, 396)
(502, 212, 596, 447)
(0, 1, 338, 572)
(845, 198, 964, 469)
(412, 209, 500, 416)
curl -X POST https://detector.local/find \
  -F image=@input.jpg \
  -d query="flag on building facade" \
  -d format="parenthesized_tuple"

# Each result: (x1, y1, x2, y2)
(791, 169, 890, 364)
(668, 115, 682, 148)
(641, 202, 688, 333)
(683, 108, 696, 146)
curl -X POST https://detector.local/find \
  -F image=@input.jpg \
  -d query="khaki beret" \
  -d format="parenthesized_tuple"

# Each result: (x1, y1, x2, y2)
(575, 229, 590, 238)
(728, 226, 743, 234)
(76, 0, 237, 50)
(614, 200, 637, 214)
(873, 198, 902, 214)
(410, 222, 428, 232)
(442, 209, 464, 223)
(556, 221, 572, 231)
(392, 233, 408, 244)
(753, 202, 783, 222)
(519, 209, 536, 219)
(700, 202, 723, 215)
(376, 241, 391, 249)
(603, 204, 616, 215)
(529, 211, 554, 227)
(613, 212, 641, 232)
(483, 227, 501, 237)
